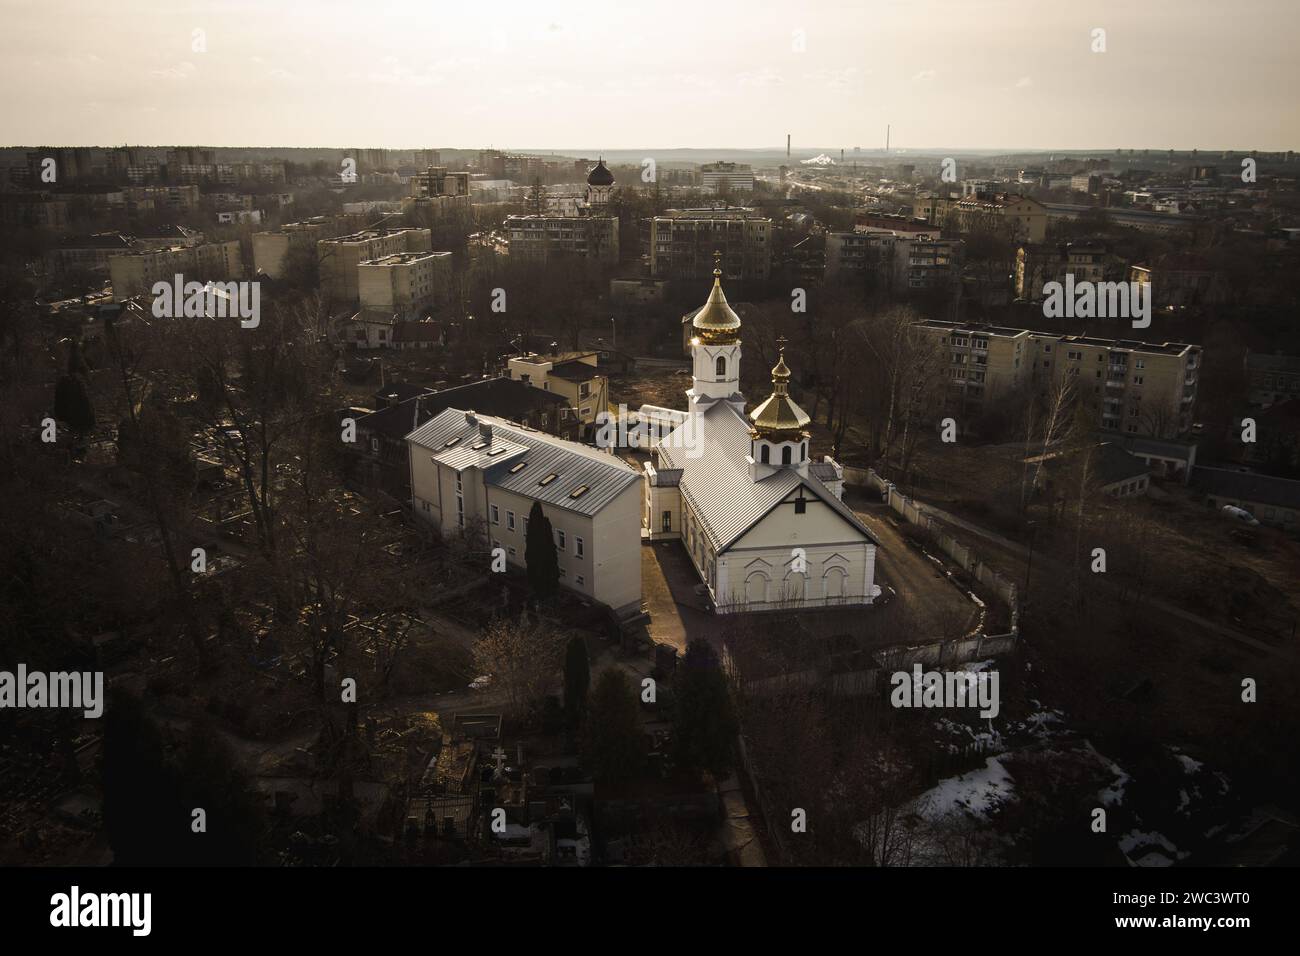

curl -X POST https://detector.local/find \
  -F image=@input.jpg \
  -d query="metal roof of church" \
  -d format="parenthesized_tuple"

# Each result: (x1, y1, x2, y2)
(657, 401, 877, 552)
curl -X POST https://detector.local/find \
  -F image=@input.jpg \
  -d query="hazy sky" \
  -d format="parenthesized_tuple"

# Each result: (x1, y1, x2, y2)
(2, 0, 1296, 151)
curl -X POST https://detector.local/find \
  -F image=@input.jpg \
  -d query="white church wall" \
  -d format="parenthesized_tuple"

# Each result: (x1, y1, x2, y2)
(716, 540, 872, 612)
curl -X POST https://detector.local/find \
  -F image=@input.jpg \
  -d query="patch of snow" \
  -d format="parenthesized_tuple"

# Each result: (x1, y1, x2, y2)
(914, 755, 1015, 822)
(1175, 753, 1203, 775)
(1084, 740, 1130, 806)
(1119, 829, 1186, 867)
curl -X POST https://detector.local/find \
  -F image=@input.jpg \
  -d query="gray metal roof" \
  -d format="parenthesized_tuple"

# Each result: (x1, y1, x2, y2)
(809, 461, 840, 482)
(657, 401, 878, 552)
(407, 408, 640, 517)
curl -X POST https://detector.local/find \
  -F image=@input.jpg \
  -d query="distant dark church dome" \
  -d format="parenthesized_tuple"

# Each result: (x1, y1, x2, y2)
(586, 159, 614, 187)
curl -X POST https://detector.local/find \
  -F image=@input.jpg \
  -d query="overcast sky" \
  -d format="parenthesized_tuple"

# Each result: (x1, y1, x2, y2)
(2, 0, 1296, 151)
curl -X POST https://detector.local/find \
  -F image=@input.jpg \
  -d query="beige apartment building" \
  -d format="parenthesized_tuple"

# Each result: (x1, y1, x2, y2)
(916, 320, 1201, 438)
(914, 192, 1048, 243)
(357, 250, 453, 317)
(825, 232, 963, 290)
(649, 208, 772, 281)
(507, 352, 608, 433)
(409, 166, 470, 198)
(251, 216, 344, 278)
(1014, 239, 1124, 301)
(316, 228, 433, 303)
(124, 185, 200, 212)
(503, 215, 619, 264)
(699, 162, 755, 192)
(108, 240, 245, 299)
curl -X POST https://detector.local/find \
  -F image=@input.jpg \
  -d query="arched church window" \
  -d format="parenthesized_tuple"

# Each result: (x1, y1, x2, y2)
(760, 445, 770, 464)
(782, 446, 792, 465)
(801, 442, 807, 461)
(715, 355, 727, 377)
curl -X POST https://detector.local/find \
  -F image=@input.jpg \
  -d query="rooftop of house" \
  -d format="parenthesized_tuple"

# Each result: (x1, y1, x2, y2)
(322, 227, 422, 244)
(1192, 467, 1300, 510)
(1113, 434, 1199, 463)
(407, 408, 640, 517)
(547, 359, 602, 383)
(55, 232, 134, 250)
(1038, 442, 1151, 487)
(361, 377, 566, 441)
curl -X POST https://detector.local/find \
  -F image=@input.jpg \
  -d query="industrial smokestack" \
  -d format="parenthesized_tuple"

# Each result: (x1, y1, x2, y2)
(787, 134, 790, 158)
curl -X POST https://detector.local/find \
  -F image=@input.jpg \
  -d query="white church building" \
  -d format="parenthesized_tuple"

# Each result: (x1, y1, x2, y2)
(643, 260, 881, 612)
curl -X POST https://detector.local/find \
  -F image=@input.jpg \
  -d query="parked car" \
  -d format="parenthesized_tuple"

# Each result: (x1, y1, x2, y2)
(1221, 505, 1260, 526)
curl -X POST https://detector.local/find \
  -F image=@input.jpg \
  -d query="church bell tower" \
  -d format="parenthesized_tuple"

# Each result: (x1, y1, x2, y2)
(687, 251, 743, 410)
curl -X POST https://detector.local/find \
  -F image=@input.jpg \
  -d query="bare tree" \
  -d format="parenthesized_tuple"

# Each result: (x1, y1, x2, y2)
(472, 611, 566, 718)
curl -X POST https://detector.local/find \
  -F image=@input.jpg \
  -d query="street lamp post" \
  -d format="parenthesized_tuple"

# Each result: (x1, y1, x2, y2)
(610, 316, 616, 351)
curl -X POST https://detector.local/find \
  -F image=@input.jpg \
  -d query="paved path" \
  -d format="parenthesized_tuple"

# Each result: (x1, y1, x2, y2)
(640, 540, 715, 653)
(844, 493, 981, 640)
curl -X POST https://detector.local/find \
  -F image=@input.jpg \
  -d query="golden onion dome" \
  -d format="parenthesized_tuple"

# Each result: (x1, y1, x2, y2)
(749, 344, 811, 437)
(691, 252, 741, 343)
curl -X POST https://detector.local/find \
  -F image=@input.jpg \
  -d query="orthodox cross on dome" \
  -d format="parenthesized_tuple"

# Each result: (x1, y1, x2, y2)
(713, 249, 722, 276)
(775, 334, 788, 354)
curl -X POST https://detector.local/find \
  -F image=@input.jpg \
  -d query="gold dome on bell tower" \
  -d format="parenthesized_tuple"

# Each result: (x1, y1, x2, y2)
(749, 338, 811, 439)
(691, 250, 741, 345)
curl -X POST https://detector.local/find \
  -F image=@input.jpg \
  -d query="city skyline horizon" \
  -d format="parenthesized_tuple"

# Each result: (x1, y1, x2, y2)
(3, 0, 1296, 152)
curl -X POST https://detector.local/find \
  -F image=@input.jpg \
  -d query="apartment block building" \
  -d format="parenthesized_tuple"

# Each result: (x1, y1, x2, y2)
(1015, 239, 1124, 301)
(854, 212, 941, 238)
(316, 228, 433, 303)
(916, 320, 1201, 438)
(168, 160, 287, 185)
(913, 191, 1048, 243)
(825, 232, 963, 290)
(648, 208, 772, 281)
(108, 240, 245, 299)
(0, 191, 69, 229)
(1245, 351, 1300, 407)
(46, 233, 136, 274)
(251, 217, 342, 278)
(507, 352, 608, 433)
(357, 251, 453, 317)
(1127, 253, 1224, 310)
(409, 165, 470, 198)
(699, 161, 755, 192)
(896, 237, 964, 290)
(124, 184, 201, 212)
(503, 215, 619, 264)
